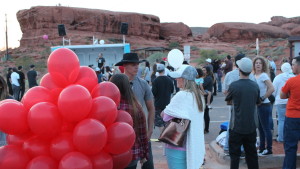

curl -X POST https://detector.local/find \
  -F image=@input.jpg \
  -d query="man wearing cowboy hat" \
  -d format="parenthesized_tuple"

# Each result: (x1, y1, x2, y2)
(115, 53, 155, 169)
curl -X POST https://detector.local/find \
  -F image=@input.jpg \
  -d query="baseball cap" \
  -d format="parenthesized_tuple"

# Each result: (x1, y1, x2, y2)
(156, 64, 165, 72)
(236, 57, 253, 73)
(205, 58, 212, 63)
(169, 65, 197, 80)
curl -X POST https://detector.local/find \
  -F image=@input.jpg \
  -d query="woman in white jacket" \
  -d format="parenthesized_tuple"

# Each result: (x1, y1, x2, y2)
(162, 65, 205, 169)
(272, 62, 294, 142)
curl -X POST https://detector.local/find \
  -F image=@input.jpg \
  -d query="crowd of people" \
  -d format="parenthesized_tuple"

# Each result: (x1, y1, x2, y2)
(1, 51, 300, 169)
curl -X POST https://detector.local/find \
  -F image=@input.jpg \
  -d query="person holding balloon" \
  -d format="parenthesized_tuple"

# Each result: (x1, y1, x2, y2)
(161, 49, 205, 169)
(110, 74, 149, 169)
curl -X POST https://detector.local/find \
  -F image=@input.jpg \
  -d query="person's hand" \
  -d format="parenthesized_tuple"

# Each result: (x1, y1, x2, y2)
(147, 128, 153, 140)
(140, 158, 147, 164)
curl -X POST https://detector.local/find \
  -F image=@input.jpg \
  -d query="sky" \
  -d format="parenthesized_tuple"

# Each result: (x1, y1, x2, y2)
(0, 0, 299, 50)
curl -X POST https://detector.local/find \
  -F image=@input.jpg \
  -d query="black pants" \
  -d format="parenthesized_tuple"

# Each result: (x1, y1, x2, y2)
(19, 84, 25, 101)
(213, 81, 217, 95)
(204, 95, 213, 132)
(229, 130, 258, 169)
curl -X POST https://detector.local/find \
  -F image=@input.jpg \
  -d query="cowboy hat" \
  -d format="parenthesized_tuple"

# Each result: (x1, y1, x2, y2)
(115, 53, 143, 66)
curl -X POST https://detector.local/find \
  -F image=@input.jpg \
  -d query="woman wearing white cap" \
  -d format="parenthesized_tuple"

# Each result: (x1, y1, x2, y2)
(162, 65, 205, 169)
(272, 62, 294, 142)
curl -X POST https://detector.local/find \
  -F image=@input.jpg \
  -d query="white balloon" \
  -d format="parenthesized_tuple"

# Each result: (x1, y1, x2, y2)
(167, 49, 184, 69)
(99, 40, 105, 45)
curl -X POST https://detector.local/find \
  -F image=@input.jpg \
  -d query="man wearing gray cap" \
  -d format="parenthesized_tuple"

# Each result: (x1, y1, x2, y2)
(225, 57, 261, 169)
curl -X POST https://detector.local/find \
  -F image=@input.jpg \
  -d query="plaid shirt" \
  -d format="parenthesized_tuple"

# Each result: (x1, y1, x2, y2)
(119, 98, 149, 160)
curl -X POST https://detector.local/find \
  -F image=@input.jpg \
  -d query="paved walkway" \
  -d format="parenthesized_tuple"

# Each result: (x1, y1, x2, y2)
(148, 92, 300, 169)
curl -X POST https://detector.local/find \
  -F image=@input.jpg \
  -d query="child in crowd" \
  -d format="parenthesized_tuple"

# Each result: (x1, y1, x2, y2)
(196, 68, 212, 109)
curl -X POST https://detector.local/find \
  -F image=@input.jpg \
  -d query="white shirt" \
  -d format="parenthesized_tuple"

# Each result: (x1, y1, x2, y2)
(11, 72, 20, 86)
(273, 72, 295, 105)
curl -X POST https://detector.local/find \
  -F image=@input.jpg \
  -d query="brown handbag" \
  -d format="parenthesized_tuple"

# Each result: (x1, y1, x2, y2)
(158, 118, 190, 147)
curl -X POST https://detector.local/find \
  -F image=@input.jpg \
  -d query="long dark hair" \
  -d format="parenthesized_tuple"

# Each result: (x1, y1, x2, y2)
(109, 74, 141, 134)
(205, 66, 215, 82)
(0, 75, 8, 101)
(145, 61, 150, 69)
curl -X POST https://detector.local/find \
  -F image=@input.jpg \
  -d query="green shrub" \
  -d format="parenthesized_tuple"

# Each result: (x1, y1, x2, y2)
(195, 49, 227, 65)
(168, 41, 180, 49)
(191, 46, 200, 51)
(147, 52, 167, 65)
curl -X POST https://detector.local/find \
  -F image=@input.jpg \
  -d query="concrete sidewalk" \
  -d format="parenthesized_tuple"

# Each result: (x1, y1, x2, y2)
(150, 139, 300, 169)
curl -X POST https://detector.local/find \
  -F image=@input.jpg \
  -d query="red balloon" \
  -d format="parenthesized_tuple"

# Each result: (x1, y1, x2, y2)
(0, 99, 19, 105)
(58, 85, 92, 122)
(40, 73, 60, 90)
(75, 66, 98, 92)
(89, 96, 117, 127)
(50, 133, 75, 161)
(0, 145, 30, 169)
(23, 136, 50, 158)
(7, 132, 32, 146)
(61, 121, 76, 132)
(48, 48, 80, 87)
(0, 101, 29, 134)
(59, 152, 92, 169)
(28, 102, 62, 138)
(26, 156, 58, 169)
(111, 150, 132, 169)
(21, 86, 54, 110)
(91, 82, 121, 106)
(73, 119, 107, 155)
(90, 151, 113, 169)
(105, 122, 136, 154)
(115, 110, 133, 126)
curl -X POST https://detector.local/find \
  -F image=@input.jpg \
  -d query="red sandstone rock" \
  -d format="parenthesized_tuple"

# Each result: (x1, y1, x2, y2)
(207, 22, 289, 42)
(291, 26, 300, 36)
(281, 23, 300, 31)
(17, 6, 160, 47)
(159, 22, 192, 40)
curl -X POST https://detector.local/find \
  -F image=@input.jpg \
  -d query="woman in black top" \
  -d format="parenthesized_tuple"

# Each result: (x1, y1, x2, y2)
(202, 66, 214, 133)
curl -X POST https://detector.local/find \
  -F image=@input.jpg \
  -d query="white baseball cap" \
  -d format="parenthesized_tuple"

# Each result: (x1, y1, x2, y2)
(205, 58, 212, 63)
(236, 58, 253, 73)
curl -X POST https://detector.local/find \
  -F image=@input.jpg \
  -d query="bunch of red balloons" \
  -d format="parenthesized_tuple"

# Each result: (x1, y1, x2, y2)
(0, 48, 135, 169)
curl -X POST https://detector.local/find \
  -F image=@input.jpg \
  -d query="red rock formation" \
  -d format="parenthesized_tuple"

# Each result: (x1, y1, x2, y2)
(291, 26, 300, 35)
(207, 22, 289, 42)
(281, 23, 300, 31)
(17, 6, 160, 47)
(159, 22, 192, 40)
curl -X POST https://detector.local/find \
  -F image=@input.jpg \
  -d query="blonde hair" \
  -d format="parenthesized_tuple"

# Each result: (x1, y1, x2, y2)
(253, 56, 270, 75)
(182, 79, 203, 112)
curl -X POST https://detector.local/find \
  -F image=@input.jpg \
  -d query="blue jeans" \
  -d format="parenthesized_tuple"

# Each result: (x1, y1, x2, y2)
(276, 104, 286, 142)
(257, 104, 273, 151)
(283, 117, 300, 169)
(165, 148, 187, 169)
(217, 75, 222, 92)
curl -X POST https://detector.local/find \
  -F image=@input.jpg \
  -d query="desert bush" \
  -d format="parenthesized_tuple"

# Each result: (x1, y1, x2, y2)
(193, 49, 227, 65)
(168, 41, 180, 49)
(147, 52, 167, 65)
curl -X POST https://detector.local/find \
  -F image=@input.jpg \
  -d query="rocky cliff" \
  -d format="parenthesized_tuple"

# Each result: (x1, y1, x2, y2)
(16, 6, 192, 47)
(17, 6, 161, 46)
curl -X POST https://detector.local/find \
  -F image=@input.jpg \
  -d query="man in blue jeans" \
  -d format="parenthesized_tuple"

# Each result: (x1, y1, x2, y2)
(280, 56, 300, 169)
